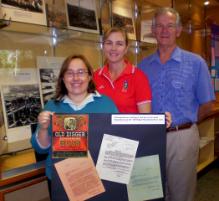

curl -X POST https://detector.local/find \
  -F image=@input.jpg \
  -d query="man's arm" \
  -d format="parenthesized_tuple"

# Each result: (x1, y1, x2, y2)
(198, 101, 215, 122)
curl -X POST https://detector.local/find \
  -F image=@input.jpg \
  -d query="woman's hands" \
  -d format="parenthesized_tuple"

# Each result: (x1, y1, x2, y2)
(37, 111, 54, 147)
(38, 111, 54, 130)
(165, 112, 172, 128)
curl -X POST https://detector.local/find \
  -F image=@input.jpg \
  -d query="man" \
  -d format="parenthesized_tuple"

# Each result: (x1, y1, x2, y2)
(138, 7, 215, 201)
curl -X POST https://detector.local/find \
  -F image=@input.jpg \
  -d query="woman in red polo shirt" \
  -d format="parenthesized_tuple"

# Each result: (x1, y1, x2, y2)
(94, 27, 152, 113)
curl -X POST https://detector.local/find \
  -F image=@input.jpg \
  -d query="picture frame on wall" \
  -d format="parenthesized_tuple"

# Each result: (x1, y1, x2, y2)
(1, 0, 47, 25)
(112, 0, 136, 40)
(65, 0, 99, 34)
(1, 84, 42, 143)
(0, 68, 42, 143)
(140, 20, 157, 44)
(37, 56, 64, 106)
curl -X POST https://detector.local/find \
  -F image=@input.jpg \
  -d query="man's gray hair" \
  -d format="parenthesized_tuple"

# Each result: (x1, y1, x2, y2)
(152, 7, 182, 27)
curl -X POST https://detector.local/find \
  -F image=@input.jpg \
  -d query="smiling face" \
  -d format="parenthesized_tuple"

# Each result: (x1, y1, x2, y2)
(103, 31, 128, 64)
(152, 11, 182, 48)
(63, 58, 90, 99)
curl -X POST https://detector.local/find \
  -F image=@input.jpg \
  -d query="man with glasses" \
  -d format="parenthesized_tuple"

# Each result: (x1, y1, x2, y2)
(138, 7, 215, 201)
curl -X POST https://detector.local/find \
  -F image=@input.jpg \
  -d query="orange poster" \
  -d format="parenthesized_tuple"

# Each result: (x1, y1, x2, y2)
(54, 153, 105, 201)
(52, 114, 88, 158)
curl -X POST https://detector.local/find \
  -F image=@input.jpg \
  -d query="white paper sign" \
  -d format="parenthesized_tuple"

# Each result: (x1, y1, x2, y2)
(112, 114, 165, 125)
(96, 134, 139, 184)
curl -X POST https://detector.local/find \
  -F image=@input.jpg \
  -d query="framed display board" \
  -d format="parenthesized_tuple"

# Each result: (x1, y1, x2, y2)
(51, 113, 166, 201)
(0, 68, 41, 143)
(65, 0, 99, 33)
(37, 56, 64, 106)
(1, 0, 47, 25)
(141, 20, 157, 44)
(112, 0, 136, 40)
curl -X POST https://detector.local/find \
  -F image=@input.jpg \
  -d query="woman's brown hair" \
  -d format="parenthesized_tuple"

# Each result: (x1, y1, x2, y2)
(103, 27, 129, 46)
(54, 54, 96, 101)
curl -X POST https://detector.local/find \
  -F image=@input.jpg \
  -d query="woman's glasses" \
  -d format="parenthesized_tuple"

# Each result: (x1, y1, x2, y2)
(65, 69, 89, 78)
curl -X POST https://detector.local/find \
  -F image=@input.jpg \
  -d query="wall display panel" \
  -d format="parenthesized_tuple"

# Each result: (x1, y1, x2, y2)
(140, 20, 157, 44)
(1, 0, 47, 25)
(65, 0, 99, 34)
(0, 68, 41, 143)
(52, 114, 166, 201)
(37, 56, 64, 105)
(112, 0, 136, 40)
(46, 0, 67, 28)
(1, 84, 41, 143)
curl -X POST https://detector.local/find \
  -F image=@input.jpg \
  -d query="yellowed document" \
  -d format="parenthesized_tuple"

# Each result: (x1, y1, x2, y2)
(127, 155, 163, 201)
(54, 153, 105, 201)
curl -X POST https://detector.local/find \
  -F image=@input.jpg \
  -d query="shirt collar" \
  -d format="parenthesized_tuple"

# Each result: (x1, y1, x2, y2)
(98, 60, 135, 77)
(63, 91, 101, 111)
(148, 46, 181, 63)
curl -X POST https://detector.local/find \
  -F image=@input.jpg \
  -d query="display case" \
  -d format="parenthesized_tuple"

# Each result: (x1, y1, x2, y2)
(1, 1, 217, 197)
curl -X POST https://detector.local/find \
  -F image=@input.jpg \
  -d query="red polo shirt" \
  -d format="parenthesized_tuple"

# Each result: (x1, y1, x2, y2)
(93, 61, 151, 113)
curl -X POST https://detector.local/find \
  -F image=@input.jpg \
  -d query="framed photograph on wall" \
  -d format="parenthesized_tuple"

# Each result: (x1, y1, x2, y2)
(141, 20, 157, 44)
(0, 68, 41, 143)
(37, 56, 64, 106)
(1, 84, 41, 143)
(65, 0, 99, 33)
(112, 0, 136, 40)
(1, 0, 47, 25)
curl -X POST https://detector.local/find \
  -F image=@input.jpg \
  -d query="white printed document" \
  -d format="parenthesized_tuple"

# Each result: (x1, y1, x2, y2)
(96, 134, 139, 184)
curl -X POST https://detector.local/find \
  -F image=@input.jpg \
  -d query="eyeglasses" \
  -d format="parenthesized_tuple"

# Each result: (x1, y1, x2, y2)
(65, 69, 89, 78)
(154, 23, 177, 30)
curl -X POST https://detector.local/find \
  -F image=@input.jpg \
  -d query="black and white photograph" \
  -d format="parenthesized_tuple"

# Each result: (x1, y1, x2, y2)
(112, 0, 136, 40)
(39, 68, 59, 104)
(37, 56, 64, 106)
(66, 0, 99, 33)
(2, 0, 44, 13)
(1, 0, 47, 25)
(2, 84, 41, 129)
(141, 20, 157, 44)
(113, 13, 135, 34)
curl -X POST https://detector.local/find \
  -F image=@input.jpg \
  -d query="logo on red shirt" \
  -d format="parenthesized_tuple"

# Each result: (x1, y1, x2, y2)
(122, 80, 128, 92)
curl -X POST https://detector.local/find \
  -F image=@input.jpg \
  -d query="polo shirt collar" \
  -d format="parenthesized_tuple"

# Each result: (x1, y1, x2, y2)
(63, 91, 101, 111)
(99, 60, 135, 77)
(149, 46, 182, 63)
